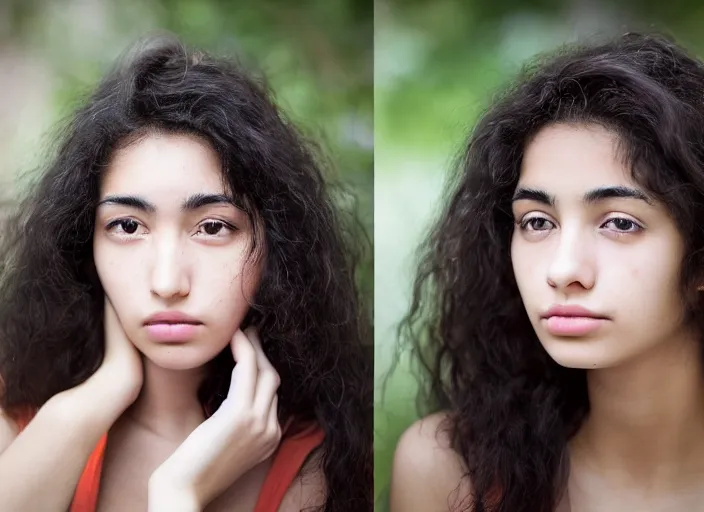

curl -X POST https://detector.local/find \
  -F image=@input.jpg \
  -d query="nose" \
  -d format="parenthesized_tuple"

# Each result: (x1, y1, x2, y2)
(546, 226, 596, 292)
(149, 235, 190, 301)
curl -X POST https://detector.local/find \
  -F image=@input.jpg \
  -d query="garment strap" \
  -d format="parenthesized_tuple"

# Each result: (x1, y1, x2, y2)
(69, 433, 108, 512)
(253, 423, 325, 512)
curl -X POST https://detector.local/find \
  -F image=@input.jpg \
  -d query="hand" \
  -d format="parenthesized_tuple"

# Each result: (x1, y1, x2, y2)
(87, 297, 144, 413)
(150, 327, 281, 508)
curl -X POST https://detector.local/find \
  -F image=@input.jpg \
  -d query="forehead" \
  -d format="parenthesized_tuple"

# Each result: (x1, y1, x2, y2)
(519, 123, 634, 191)
(101, 132, 226, 196)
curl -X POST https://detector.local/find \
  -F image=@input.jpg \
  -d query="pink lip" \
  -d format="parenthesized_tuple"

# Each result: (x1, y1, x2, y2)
(540, 305, 610, 337)
(144, 311, 203, 342)
(145, 323, 201, 342)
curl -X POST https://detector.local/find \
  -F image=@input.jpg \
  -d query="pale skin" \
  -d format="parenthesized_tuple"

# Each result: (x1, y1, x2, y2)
(0, 132, 325, 511)
(391, 123, 704, 511)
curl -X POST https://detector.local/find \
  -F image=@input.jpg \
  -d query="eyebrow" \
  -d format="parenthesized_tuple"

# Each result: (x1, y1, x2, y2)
(97, 193, 238, 213)
(511, 186, 652, 206)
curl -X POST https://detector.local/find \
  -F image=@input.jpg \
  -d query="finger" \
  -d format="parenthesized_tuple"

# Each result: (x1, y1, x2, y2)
(244, 326, 276, 373)
(253, 367, 279, 418)
(267, 395, 281, 448)
(267, 394, 279, 430)
(266, 393, 281, 450)
(228, 329, 258, 406)
(246, 328, 280, 416)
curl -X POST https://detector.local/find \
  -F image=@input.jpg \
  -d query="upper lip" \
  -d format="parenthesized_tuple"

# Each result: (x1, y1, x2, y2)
(541, 305, 609, 319)
(144, 311, 203, 325)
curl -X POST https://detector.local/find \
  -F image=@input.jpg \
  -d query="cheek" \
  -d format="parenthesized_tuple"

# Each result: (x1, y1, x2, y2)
(93, 241, 146, 320)
(511, 240, 540, 295)
(608, 244, 684, 322)
(203, 251, 261, 297)
(510, 235, 522, 279)
(199, 255, 263, 331)
(94, 244, 127, 300)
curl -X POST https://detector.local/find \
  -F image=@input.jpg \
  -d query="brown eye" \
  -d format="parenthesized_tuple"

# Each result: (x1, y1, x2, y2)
(613, 219, 632, 230)
(521, 217, 554, 231)
(602, 217, 642, 233)
(107, 219, 140, 234)
(120, 220, 139, 234)
(202, 221, 225, 235)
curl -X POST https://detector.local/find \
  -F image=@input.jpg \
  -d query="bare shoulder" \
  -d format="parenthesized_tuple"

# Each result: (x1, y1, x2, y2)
(0, 407, 20, 455)
(390, 412, 471, 512)
(278, 447, 326, 512)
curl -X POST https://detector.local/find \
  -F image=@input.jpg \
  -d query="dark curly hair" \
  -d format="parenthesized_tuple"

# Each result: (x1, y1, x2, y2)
(401, 32, 704, 512)
(0, 36, 372, 511)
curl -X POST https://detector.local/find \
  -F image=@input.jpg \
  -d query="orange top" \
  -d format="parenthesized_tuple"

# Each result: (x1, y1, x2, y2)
(14, 411, 325, 512)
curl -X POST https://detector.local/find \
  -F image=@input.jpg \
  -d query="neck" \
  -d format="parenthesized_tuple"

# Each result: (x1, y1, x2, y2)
(571, 327, 704, 489)
(124, 358, 207, 442)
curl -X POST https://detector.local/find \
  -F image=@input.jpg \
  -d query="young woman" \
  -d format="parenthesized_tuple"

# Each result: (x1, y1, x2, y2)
(0, 37, 371, 511)
(391, 32, 704, 511)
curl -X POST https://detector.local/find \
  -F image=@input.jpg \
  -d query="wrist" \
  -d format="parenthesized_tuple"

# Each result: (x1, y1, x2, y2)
(50, 376, 128, 434)
(82, 368, 140, 419)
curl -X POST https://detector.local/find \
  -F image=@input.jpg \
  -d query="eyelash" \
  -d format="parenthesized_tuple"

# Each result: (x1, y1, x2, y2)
(105, 218, 237, 238)
(518, 215, 644, 234)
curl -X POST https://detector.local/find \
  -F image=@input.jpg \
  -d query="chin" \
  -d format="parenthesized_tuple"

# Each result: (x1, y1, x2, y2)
(138, 343, 223, 371)
(539, 338, 625, 370)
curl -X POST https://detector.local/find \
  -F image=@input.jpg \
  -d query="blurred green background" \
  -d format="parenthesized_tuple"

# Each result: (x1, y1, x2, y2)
(0, 0, 373, 304)
(374, 0, 704, 509)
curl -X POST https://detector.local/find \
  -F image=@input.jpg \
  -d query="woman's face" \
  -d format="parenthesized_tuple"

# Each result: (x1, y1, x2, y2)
(93, 132, 263, 370)
(511, 122, 691, 369)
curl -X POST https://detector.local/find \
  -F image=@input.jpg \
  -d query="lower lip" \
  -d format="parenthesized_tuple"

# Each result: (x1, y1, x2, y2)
(145, 323, 201, 342)
(543, 316, 607, 337)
